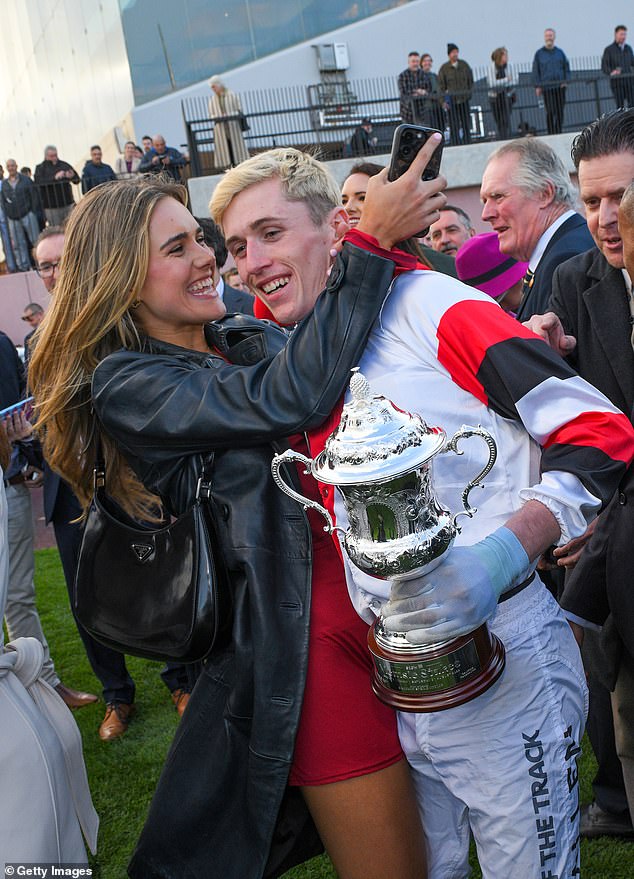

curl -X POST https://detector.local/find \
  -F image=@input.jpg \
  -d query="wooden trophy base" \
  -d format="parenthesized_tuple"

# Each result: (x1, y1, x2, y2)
(368, 621, 505, 713)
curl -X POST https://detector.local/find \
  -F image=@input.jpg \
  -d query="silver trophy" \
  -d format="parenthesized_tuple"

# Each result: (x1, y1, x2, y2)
(271, 369, 504, 712)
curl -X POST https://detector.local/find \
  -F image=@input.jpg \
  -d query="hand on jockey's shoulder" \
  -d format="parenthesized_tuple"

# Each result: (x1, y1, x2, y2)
(523, 311, 576, 356)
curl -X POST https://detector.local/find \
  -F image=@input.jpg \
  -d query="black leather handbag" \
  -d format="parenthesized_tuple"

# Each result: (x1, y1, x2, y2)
(73, 451, 231, 663)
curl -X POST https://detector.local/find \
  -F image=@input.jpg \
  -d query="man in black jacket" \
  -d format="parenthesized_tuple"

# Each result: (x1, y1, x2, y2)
(34, 145, 79, 226)
(527, 108, 634, 839)
(348, 118, 377, 157)
(602, 25, 634, 109)
(438, 43, 474, 145)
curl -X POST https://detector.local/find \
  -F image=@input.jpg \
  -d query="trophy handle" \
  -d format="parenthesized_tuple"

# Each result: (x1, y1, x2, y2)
(443, 425, 498, 526)
(270, 449, 339, 534)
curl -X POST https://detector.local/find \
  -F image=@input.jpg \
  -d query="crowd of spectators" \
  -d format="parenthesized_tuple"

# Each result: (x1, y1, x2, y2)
(2, 23, 632, 277)
(0, 135, 188, 274)
(391, 24, 634, 151)
(4, 23, 634, 874)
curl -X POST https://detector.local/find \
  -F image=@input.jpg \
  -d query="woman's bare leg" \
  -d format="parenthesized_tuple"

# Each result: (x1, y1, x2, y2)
(301, 758, 427, 879)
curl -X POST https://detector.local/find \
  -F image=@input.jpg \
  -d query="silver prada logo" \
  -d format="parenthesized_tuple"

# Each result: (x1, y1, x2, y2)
(131, 543, 153, 562)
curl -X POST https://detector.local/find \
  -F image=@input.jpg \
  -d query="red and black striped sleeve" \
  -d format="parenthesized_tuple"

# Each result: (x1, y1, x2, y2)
(436, 299, 634, 509)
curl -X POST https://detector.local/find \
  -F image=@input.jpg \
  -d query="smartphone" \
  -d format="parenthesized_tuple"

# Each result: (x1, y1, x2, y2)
(387, 124, 444, 183)
(0, 396, 34, 419)
(387, 124, 443, 239)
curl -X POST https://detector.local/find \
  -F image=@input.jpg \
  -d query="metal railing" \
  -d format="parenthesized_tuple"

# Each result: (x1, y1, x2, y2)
(182, 58, 632, 175)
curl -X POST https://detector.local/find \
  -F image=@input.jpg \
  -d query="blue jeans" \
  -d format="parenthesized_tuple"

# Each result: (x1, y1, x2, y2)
(0, 210, 17, 272)
(8, 213, 39, 271)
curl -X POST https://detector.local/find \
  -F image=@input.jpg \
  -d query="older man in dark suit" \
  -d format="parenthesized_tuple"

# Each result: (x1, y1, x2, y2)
(527, 109, 634, 839)
(481, 137, 594, 321)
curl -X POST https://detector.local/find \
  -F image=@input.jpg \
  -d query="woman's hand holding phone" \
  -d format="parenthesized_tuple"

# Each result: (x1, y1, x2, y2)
(4, 409, 34, 444)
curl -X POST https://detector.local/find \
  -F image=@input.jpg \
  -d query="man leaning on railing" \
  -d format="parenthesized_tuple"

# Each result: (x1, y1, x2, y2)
(602, 24, 634, 110)
(34, 145, 79, 226)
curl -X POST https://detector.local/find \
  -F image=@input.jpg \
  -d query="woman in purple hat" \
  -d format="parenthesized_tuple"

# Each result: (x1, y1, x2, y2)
(456, 230, 528, 314)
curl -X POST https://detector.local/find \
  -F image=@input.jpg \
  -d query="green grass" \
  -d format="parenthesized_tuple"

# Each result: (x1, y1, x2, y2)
(35, 547, 634, 878)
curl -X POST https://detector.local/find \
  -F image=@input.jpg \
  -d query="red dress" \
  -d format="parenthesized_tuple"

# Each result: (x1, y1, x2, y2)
(286, 432, 402, 786)
(255, 234, 427, 786)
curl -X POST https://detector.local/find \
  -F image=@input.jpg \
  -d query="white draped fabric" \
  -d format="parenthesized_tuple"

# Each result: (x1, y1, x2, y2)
(0, 475, 98, 863)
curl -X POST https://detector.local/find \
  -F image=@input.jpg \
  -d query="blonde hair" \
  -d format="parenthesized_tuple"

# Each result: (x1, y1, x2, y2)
(29, 177, 188, 520)
(491, 47, 507, 66)
(210, 148, 341, 229)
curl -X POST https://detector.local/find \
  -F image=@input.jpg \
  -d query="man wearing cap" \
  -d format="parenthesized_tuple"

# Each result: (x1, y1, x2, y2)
(21, 302, 45, 365)
(438, 43, 474, 145)
(456, 231, 527, 313)
(481, 136, 593, 321)
(349, 118, 377, 157)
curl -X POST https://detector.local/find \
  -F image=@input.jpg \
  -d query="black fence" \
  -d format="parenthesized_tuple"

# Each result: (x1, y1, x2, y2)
(182, 58, 631, 176)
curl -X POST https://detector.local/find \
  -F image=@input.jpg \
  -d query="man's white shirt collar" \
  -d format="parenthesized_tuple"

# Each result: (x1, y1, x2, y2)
(528, 209, 576, 272)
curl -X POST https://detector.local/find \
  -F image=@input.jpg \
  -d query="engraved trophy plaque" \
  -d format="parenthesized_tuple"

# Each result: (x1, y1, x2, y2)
(271, 369, 505, 712)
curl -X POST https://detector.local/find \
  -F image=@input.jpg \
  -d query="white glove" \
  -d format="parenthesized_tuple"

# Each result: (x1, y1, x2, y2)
(381, 527, 530, 645)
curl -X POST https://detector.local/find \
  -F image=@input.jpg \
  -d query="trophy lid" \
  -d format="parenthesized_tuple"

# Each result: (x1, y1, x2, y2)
(313, 369, 446, 485)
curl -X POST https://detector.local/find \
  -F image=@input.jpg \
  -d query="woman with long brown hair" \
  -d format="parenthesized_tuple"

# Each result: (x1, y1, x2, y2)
(29, 165, 444, 878)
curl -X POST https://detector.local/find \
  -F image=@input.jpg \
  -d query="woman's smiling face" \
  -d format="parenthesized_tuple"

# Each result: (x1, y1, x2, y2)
(341, 173, 370, 228)
(135, 198, 225, 348)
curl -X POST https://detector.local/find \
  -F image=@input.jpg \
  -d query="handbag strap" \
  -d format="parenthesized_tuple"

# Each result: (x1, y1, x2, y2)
(196, 451, 215, 501)
(92, 426, 215, 503)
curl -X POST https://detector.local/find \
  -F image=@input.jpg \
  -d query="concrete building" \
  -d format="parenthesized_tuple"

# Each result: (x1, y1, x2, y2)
(1, 0, 633, 173)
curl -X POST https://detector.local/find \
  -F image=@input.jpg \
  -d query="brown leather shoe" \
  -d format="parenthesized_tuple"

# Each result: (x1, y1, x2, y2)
(55, 682, 99, 710)
(98, 702, 136, 740)
(171, 688, 190, 717)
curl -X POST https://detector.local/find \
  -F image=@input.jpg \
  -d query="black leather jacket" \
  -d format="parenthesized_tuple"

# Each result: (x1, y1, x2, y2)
(92, 243, 395, 879)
